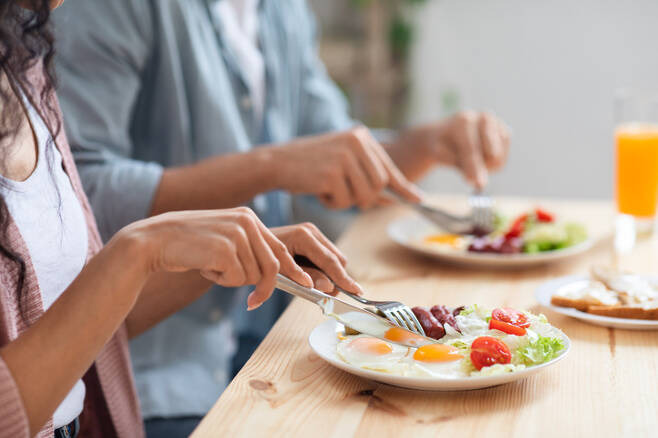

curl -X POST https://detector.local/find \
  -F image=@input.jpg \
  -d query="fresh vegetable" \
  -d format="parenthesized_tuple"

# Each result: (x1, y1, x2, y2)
(489, 318, 526, 336)
(505, 213, 528, 239)
(516, 336, 566, 366)
(492, 308, 530, 328)
(470, 336, 512, 370)
(534, 208, 554, 222)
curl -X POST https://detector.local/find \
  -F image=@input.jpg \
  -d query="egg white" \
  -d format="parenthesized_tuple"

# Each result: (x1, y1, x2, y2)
(336, 335, 411, 374)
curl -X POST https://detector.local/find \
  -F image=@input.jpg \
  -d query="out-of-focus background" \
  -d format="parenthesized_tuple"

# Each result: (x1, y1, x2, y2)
(309, 0, 658, 199)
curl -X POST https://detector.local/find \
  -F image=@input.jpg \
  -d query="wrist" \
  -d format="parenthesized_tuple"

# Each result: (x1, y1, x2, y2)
(258, 146, 288, 191)
(109, 223, 160, 278)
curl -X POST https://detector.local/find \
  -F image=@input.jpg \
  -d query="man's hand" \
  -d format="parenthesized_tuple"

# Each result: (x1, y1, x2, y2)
(390, 111, 511, 188)
(271, 126, 422, 209)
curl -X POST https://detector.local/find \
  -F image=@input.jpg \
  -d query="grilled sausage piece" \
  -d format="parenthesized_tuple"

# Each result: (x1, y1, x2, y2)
(411, 306, 446, 339)
(430, 305, 461, 333)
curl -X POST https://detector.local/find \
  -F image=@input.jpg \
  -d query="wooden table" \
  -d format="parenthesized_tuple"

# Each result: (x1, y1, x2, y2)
(192, 197, 658, 438)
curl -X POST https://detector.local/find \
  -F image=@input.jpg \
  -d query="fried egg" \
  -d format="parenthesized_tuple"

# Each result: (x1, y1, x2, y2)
(336, 335, 410, 373)
(405, 343, 467, 378)
(336, 335, 469, 378)
(423, 233, 470, 250)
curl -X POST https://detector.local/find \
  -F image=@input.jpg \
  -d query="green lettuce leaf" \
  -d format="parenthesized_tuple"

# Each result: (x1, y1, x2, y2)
(516, 336, 565, 366)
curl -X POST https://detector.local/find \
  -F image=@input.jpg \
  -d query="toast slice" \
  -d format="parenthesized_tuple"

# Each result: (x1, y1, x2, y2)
(587, 304, 658, 320)
(550, 295, 593, 312)
(550, 280, 620, 311)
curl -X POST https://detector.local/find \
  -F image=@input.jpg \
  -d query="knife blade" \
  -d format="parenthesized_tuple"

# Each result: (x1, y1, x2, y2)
(274, 274, 437, 348)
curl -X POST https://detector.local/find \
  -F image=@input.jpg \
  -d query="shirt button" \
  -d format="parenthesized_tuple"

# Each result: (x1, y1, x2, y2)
(209, 308, 223, 322)
(240, 95, 252, 111)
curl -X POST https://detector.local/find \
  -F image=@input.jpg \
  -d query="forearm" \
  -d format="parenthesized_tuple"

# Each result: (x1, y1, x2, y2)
(0, 235, 149, 434)
(125, 270, 213, 339)
(150, 148, 279, 215)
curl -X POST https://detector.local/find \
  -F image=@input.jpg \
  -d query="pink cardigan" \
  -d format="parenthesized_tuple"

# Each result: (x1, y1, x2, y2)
(0, 68, 144, 437)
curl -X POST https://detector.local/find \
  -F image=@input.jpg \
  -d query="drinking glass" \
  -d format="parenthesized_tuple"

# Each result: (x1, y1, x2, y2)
(614, 91, 658, 250)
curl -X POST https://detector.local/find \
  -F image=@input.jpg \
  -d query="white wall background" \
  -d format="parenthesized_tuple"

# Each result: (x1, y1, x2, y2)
(408, 0, 658, 199)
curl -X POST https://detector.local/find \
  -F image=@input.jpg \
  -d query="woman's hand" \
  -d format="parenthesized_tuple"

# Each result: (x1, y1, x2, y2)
(270, 126, 422, 209)
(271, 223, 363, 295)
(390, 111, 511, 188)
(117, 207, 314, 310)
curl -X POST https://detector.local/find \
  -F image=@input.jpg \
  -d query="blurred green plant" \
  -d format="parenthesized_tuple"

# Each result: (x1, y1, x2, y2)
(351, 0, 430, 60)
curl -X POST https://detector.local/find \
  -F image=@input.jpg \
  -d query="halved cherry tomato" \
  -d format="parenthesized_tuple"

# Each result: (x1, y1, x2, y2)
(489, 318, 526, 336)
(470, 336, 512, 370)
(504, 214, 528, 239)
(535, 208, 554, 222)
(491, 308, 530, 328)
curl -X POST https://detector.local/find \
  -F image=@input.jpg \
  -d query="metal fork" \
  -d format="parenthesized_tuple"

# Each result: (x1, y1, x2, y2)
(336, 287, 427, 337)
(468, 190, 495, 235)
(386, 189, 495, 235)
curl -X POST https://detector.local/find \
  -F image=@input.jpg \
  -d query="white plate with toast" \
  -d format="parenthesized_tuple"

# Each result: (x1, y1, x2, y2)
(388, 216, 593, 268)
(535, 275, 658, 330)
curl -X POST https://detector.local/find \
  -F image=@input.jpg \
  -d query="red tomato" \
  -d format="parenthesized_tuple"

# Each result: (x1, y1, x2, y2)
(491, 308, 530, 328)
(504, 214, 528, 239)
(470, 336, 512, 370)
(489, 318, 526, 336)
(535, 208, 555, 222)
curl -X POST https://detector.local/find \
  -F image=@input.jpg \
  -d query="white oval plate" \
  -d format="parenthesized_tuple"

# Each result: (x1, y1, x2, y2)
(535, 275, 658, 330)
(308, 318, 571, 391)
(388, 215, 593, 268)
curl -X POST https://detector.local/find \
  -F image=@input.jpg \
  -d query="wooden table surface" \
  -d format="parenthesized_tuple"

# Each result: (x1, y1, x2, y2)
(192, 197, 658, 438)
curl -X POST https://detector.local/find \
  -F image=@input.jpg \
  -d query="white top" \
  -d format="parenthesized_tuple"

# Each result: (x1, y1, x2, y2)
(214, 0, 266, 125)
(1, 96, 88, 428)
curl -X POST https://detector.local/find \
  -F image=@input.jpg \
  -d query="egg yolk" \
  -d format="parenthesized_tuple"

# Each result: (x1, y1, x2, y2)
(384, 327, 425, 346)
(413, 344, 463, 363)
(424, 233, 463, 248)
(349, 338, 393, 355)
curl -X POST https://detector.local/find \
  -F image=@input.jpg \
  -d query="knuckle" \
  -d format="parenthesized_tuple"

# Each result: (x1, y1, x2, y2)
(264, 258, 280, 275)
(301, 222, 318, 232)
(455, 110, 476, 125)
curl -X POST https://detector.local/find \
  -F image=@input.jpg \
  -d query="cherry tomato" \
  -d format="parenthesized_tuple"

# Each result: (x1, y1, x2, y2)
(470, 336, 512, 370)
(489, 318, 526, 336)
(491, 308, 530, 328)
(535, 208, 555, 222)
(504, 214, 528, 239)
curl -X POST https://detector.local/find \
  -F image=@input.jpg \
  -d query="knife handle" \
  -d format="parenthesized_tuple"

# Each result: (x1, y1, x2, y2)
(275, 273, 328, 305)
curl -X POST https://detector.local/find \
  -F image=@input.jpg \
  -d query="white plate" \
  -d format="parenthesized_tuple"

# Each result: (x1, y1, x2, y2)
(308, 317, 571, 391)
(535, 275, 658, 330)
(388, 215, 593, 268)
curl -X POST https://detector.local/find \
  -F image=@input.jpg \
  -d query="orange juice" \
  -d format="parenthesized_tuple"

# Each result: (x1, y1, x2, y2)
(615, 124, 658, 217)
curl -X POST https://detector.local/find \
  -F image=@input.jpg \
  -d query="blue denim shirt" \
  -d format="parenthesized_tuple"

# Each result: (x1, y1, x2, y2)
(54, 0, 354, 418)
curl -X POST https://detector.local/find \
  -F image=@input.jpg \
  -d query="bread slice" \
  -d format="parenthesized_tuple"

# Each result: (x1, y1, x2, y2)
(551, 280, 620, 311)
(550, 295, 593, 312)
(587, 305, 658, 320)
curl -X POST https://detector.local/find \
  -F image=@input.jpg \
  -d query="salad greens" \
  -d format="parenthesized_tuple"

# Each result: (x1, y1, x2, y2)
(516, 336, 566, 366)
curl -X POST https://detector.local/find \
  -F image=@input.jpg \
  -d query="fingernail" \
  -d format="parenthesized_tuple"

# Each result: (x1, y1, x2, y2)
(301, 271, 313, 287)
(246, 293, 262, 311)
(353, 281, 365, 295)
(316, 277, 333, 292)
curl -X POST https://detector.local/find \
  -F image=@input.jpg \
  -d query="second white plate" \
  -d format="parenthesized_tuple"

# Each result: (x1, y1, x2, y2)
(535, 275, 658, 330)
(388, 215, 593, 268)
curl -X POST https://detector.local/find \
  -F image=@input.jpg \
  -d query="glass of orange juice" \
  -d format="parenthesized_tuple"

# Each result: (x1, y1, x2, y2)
(614, 92, 658, 242)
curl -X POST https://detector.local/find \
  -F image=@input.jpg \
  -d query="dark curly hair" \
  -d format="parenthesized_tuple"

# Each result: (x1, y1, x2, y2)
(0, 0, 59, 306)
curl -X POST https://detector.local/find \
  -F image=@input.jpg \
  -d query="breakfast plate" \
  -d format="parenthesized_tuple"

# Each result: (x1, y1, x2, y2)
(308, 311, 571, 391)
(388, 215, 593, 268)
(536, 275, 658, 330)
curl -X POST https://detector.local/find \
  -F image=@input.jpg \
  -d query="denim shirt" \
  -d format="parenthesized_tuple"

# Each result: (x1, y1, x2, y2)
(54, 0, 354, 418)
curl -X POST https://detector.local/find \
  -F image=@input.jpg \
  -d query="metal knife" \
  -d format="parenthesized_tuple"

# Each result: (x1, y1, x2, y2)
(274, 274, 437, 348)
